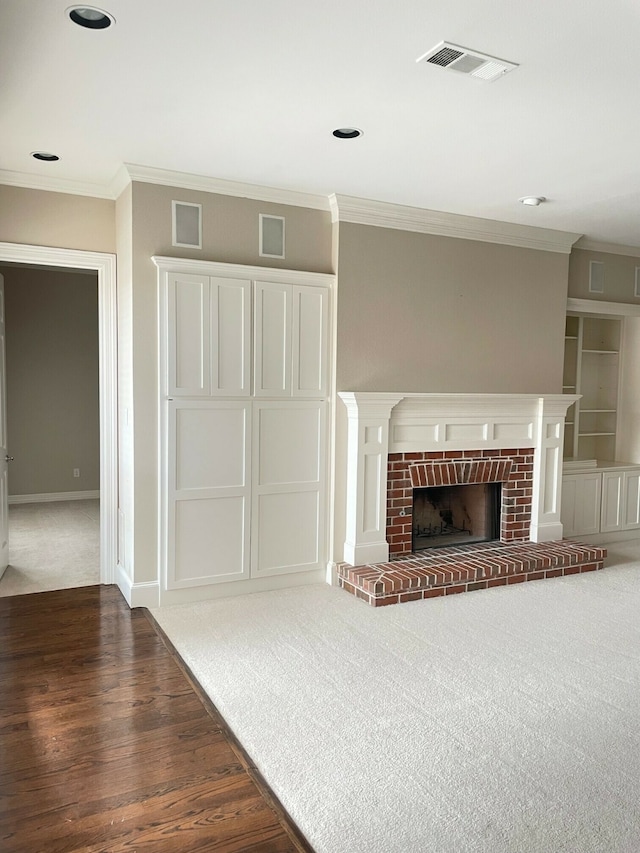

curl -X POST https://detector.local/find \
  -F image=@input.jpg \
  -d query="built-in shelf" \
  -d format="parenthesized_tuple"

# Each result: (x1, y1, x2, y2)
(563, 313, 621, 461)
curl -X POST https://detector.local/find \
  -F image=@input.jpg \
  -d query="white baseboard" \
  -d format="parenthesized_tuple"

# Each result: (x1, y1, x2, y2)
(115, 561, 160, 608)
(9, 490, 100, 504)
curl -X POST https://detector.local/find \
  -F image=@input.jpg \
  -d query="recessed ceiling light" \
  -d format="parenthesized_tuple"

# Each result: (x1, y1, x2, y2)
(31, 152, 60, 162)
(67, 6, 115, 29)
(332, 128, 363, 139)
(519, 196, 546, 206)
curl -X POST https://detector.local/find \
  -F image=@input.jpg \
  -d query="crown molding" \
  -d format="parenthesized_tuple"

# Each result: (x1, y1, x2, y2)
(573, 238, 640, 258)
(121, 164, 330, 210)
(329, 194, 582, 254)
(0, 168, 115, 199)
(567, 297, 640, 316)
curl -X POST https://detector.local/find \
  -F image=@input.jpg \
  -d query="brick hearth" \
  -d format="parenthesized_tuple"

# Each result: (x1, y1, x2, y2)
(337, 540, 607, 607)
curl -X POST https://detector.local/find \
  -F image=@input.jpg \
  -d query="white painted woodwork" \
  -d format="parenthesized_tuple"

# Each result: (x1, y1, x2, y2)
(563, 311, 622, 461)
(339, 393, 578, 565)
(167, 400, 251, 588)
(601, 470, 640, 533)
(154, 257, 334, 600)
(0, 275, 8, 579)
(167, 273, 210, 396)
(623, 470, 640, 528)
(254, 281, 291, 396)
(561, 473, 602, 537)
(292, 285, 329, 397)
(251, 401, 326, 577)
(210, 276, 251, 396)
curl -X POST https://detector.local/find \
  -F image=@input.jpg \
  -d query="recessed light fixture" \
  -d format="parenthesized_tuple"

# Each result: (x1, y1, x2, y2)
(67, 5, 115, 29)
(519, 196, 546, 206)
(332, 128, 363, 139)
(31, 152, 60, 162)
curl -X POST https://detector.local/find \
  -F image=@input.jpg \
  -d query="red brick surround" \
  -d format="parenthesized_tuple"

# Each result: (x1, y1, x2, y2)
(387, 448, 534, 559)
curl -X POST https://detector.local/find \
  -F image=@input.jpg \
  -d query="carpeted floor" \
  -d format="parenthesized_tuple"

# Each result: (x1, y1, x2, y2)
(0, 500, 100, 596)
(152, 538, 640, 853)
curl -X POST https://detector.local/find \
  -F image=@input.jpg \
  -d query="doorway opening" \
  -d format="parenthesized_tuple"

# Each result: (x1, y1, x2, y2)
(0, 242, 117, 590)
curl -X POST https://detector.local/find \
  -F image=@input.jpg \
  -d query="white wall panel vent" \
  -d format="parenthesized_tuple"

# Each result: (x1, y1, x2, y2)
(635, 266, 640, 298)
(417, 42, 518, 82)
(589, 260, 605, 294)
(259, 214, 285, 259)
(172, 201, 202, 249)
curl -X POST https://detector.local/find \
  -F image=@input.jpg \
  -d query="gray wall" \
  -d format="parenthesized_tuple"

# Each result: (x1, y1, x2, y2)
(568, 248, 640, 304)
(2, 266, 100, 496)
(0, 185, 115, 253)
(336, 223, 570, 393)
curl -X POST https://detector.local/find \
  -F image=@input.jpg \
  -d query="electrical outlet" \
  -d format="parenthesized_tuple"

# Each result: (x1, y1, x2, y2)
(73, 468, 80, 478)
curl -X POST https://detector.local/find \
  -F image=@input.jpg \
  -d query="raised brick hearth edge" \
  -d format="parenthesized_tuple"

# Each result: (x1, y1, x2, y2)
(337, 540, 607, 607)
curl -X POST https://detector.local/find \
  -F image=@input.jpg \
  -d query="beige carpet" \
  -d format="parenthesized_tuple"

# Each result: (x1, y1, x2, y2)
(0, 499, 100, 596)
(152, 538, 640, 853)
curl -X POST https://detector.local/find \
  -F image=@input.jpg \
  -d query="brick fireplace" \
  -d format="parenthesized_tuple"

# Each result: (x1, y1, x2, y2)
(387, 448, 534, 558)
(336, 393, 606, 605)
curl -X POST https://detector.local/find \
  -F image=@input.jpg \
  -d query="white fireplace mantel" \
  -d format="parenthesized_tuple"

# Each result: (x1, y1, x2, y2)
(339, 392, 580, 566)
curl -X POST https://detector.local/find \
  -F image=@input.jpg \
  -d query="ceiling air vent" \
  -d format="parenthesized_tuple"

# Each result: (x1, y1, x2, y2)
(417, 41, 518, 82)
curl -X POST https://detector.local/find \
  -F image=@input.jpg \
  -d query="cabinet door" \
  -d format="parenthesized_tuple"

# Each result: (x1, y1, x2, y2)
(251, 401, 326, 577)
(210, 276, 251, 396)
(167, 273, 210, 396)
(623, 471, 640, 529)
(292, 284, 329, 397)
(254, 281, 291, 396)
(561, 473, 602, 537)
(601, 471, 623, 533)
(166, 400, 251, 588)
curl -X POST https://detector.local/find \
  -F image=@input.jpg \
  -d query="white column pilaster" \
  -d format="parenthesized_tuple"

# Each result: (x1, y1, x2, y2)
(339, 393, 403, 566)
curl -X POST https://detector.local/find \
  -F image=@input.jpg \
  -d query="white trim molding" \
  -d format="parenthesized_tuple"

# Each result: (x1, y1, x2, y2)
(574, 238, 640, 258)
(567, 297, 640, 317)
(9, 490, 100, 504)
(122, 164, 330, 210)
(329, 194, 582, 253)
(152, 255, 334, 288)
(0, 242, 118, 588)
(338, 392, 579, 566)
(0, 168, 115, 199)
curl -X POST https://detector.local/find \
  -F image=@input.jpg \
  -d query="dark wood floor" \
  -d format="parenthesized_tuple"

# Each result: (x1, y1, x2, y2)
(0, 585, 314, 853)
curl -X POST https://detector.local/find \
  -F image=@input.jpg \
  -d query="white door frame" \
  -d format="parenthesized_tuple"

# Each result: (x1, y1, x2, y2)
(0, 242, 117, 585)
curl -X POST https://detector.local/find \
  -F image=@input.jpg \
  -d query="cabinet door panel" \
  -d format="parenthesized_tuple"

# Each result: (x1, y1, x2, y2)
(174, 496, 248, 585)
(210, 276, 250, 396)
(168, 273, 210, 396)
(257, 404, 321, 486)
(562, 473, 601, 537)
(167, 400, 251, 588)
(254, 281, 291, 396)
(292, 285, 328, 397)
(623, 471, 640, 529)
(254, 491, 320, 574)
(601, 472, 623, 532)
(251, 401, 326, 577)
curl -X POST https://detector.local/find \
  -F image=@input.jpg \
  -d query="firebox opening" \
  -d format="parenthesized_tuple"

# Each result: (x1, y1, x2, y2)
(412, 483, 501, 551)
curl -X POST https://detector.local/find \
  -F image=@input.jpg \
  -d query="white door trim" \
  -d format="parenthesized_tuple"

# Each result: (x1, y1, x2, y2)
(0, 242, 118, 585)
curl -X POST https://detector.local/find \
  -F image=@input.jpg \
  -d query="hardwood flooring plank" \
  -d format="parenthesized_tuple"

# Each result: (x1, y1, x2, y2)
(0, 585, 313, 853)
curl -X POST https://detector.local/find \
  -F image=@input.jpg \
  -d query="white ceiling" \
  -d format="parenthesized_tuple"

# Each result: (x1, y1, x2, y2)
(2, 0, 640, 248)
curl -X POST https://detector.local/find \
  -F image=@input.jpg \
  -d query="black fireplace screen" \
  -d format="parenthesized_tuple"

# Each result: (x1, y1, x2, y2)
(412, 482, 501, 551)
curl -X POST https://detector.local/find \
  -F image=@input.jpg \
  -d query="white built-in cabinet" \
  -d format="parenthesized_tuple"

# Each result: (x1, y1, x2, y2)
(561, 465, 640, 537)
(155, 258, 333, 596)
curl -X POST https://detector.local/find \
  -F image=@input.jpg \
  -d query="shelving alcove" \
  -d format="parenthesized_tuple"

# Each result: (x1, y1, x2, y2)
(561, 297, 640, 540)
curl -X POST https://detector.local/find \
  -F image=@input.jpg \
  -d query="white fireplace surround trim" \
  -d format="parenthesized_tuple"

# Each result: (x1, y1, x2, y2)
(339, 392, 580, 566)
